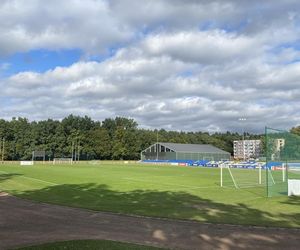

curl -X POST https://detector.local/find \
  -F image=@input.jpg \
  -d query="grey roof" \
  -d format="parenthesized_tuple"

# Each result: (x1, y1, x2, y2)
(158, 142, 230, 154)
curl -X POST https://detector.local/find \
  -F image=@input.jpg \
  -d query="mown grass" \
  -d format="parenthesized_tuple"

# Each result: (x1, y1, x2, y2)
(0, 162, 299, 228)
(16, 239, 166, 250)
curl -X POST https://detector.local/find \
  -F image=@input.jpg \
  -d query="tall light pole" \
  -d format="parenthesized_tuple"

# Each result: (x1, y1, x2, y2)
(71, 141, 74, 164)
(239, 118, 246, 161)
(2, 138, 4, 163)
(156, 130, 159, 161)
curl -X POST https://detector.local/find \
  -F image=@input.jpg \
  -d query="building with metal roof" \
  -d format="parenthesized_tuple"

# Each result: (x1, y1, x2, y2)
(141, 142, 230, 161)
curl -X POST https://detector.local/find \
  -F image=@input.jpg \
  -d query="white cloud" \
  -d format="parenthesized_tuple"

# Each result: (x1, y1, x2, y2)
(258, 63, 300, 90)
(143, 30, 260, 63)
(1, 0, 300, 132)
(2, 44, 300, 133)
(0, 0, 132, 55)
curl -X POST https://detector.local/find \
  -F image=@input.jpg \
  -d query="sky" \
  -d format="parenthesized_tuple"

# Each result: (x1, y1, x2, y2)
(1, 0, 300, 133)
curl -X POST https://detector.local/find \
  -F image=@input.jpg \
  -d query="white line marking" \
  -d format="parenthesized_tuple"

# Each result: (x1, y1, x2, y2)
(21, 176, 58, 186)
(0, 170, 104, 199)
(122, 177, 218, 190)
(0, 170, 58, 186)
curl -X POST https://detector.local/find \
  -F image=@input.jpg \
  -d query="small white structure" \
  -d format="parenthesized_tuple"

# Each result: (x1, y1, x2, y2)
(288, 179, 300, 196)
(20, 161, 34, 166)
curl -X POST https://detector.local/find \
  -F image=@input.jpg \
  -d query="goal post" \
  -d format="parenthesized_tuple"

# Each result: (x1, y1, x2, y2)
(220, 162, 266, 189)
(32, 150, 46, 163)
(227, 166, 238, 188)
(220, 163, 238, 188)
(53, 158, 73, 165)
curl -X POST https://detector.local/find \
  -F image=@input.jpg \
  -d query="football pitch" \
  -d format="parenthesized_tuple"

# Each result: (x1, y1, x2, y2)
(0, 162, 299, 228)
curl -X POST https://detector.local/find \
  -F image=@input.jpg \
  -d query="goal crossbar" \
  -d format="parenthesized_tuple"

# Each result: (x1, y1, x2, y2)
(220, 163, 266, 189)
(53, 158, 73, 164)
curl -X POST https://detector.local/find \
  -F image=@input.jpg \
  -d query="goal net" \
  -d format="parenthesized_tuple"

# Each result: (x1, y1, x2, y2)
(220, 162, 266, 190)
(53, 158, 73, 164)
(287, 163, 300, 179)
(32, 150, 45, 162)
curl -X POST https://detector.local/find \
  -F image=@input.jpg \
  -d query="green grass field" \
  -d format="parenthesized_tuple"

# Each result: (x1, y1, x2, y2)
(17, 239, 165, 250)
(0, 162, 299, 228)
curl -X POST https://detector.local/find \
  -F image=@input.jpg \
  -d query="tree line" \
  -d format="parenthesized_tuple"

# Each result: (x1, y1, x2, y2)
(0, 115, 263, 160)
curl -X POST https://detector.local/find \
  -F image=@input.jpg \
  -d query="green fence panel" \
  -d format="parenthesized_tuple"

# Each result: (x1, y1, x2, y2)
(266, 127, 300, 197)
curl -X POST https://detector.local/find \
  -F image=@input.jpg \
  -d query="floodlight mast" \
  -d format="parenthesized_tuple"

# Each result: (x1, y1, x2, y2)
(74, 140, 77, 163)
(239, 118, 247, 161)
(1, 138, 4, 163)
(156, 130, 158, 161)
(77, 140, 80, 162)
(71, 141, 74, 164)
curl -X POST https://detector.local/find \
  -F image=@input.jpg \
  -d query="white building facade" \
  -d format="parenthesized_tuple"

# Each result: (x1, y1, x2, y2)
(233, 140, 262, 160)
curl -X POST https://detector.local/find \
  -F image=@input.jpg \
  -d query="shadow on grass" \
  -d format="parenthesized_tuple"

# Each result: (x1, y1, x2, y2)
(13, 182, 300, 228)
(0, 172, 22, 182)
(16, 239, 165, 250)
(281, 195, 300, 206)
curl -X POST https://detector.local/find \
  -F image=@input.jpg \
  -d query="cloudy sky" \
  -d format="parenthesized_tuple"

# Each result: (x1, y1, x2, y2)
(1, 0, 300, 133)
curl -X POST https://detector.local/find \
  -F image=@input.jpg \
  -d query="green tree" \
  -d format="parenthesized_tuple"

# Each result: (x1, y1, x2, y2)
(84, 128, 112, 159)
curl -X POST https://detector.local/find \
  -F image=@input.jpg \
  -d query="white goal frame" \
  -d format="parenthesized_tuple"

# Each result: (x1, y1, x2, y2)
(220, 163, 266, 189)
(53, 158, 73, 165)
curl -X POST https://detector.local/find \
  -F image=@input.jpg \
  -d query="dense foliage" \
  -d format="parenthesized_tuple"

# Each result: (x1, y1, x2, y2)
(0, 115, 262, 160)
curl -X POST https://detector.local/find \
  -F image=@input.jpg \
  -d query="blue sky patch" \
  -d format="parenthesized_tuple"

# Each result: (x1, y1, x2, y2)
(0, 49, 82, 76)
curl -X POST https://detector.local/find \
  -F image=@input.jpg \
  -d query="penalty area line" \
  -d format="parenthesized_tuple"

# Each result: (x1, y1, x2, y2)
(0, 170, 101, 199)
(0, 170, 58, 186)
(122, 177, 218, 190)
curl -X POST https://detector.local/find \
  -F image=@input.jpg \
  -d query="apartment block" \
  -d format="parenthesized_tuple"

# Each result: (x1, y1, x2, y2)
(233, 139, 262, 160)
